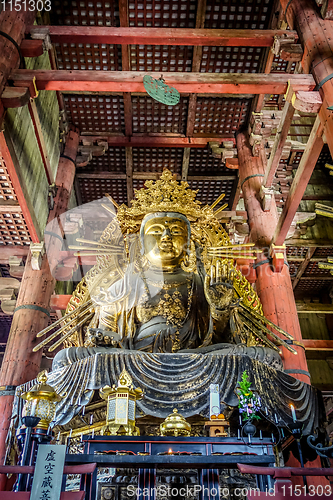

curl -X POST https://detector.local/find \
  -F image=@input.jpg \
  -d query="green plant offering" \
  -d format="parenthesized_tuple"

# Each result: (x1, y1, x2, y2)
(236, 370, 261, 421)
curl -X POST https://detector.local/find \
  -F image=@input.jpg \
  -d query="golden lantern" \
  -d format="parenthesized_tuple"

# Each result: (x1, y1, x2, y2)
(160, 409, 191, 437)
(20, 371, 62, 430)
(100, 368, 143, 436)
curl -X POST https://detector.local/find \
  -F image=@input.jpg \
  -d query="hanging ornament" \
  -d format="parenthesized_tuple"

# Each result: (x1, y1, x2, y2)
(143, 75, 180, 105)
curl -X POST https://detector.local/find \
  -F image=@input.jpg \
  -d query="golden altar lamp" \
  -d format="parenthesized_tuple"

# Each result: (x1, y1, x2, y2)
(160, 408, 191, 437)
(99, 368, 143, 436)
(20, 371, 62, 430)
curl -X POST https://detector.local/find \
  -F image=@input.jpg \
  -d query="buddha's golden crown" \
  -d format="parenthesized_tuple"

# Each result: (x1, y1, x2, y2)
(116, 170, 215, 231)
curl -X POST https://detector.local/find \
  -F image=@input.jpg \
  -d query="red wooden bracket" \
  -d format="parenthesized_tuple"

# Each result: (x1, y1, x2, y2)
(13, 75, 38, 99)
(20, 39, 44, 58)
(270, 244, 286, 273)
(1, 87, 31, 108)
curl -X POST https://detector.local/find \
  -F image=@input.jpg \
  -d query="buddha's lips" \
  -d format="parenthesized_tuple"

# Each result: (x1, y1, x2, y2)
(159, 242, 173, 251)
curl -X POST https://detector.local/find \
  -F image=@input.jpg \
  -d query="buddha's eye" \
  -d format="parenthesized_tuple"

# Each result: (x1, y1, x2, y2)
(146, 226, 163, 235)
(170, 225, 184, 235)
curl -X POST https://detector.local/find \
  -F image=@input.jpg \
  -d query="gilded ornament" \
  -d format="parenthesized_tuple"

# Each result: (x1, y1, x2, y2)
(20, 370, 62, 430)
(160, 408, 191, 437)
(99, 368, 143, 436)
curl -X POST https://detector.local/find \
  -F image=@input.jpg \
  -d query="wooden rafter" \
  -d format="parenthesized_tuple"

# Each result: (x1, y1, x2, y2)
(230, 179, 241, 210)
(272, 116, 324, 246)
(263, 88, 295, 188)
(125, 147, 133, 204)
(254, 2, 282, 113)
(292, 247, 316, 290)
(28, 100, 54, 185)
(28, 26, 298, 47)
(119, 0, 132, 137)
(0, 132, 40, 242)
(10, 70, 316, 94)
(181, 149, 191, 181)
(186, 0, 206, 139)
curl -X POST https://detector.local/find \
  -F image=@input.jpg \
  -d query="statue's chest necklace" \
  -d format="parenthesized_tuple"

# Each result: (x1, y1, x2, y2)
(137, 276, 194, 327)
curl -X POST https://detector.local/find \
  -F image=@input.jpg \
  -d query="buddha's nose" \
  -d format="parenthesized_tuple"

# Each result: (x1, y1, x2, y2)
(161, 228, 171, 240)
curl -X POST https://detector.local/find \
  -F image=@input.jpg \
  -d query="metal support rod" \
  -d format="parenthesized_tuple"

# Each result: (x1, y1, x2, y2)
(16, 426, 32, 491)
(296, 439, 308, 491)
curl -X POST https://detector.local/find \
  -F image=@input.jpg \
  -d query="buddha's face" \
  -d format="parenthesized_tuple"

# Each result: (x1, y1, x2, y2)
(143, 215, 188, 270)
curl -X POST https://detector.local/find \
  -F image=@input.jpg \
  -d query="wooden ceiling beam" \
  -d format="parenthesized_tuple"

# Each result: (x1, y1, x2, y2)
(76, 172, 237, 181)
(298, 276, 333, 281)
(28, 26, 297, 47)
(78, 136, 229, 148)
(297, 302, 333, 314)
(0, 246, 29, 264)
(287, 239, 333, 247)
(10, 70, 316, 94)
(302, 340, 333, 349)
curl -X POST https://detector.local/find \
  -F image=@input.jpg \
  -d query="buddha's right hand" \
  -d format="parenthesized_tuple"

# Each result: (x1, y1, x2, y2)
(204, 260, 235, 314)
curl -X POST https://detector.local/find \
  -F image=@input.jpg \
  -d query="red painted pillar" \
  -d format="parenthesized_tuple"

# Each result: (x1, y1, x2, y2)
(236, 133, 310, 384)
(0, 130, 79, 467)
(0, 253, 55, 465)
(45, 128, 80, 275)
(0, 9, 36, 120)
(280, 0, 333, 158)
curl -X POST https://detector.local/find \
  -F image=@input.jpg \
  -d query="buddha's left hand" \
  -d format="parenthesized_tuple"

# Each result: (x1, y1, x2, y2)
(204, 260, 235, 314)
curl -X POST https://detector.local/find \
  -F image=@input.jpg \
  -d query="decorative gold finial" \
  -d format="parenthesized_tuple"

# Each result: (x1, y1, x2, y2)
(118, 368, 133, 388)
(37, 370, 48, 384)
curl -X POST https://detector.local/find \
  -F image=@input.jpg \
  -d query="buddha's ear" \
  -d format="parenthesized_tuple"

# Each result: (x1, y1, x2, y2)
(181, 239, 197, 273)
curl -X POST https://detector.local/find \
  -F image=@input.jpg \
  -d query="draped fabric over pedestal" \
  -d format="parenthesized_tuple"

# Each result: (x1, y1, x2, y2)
(13, 353, 323, 436)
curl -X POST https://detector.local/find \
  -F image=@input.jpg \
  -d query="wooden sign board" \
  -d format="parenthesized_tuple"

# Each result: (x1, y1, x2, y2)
(30, 444, 66, 500)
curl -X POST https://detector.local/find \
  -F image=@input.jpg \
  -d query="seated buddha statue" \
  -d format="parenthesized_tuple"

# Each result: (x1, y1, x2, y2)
(86, 211, 235, 353)
(45, 171, 293, 371)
